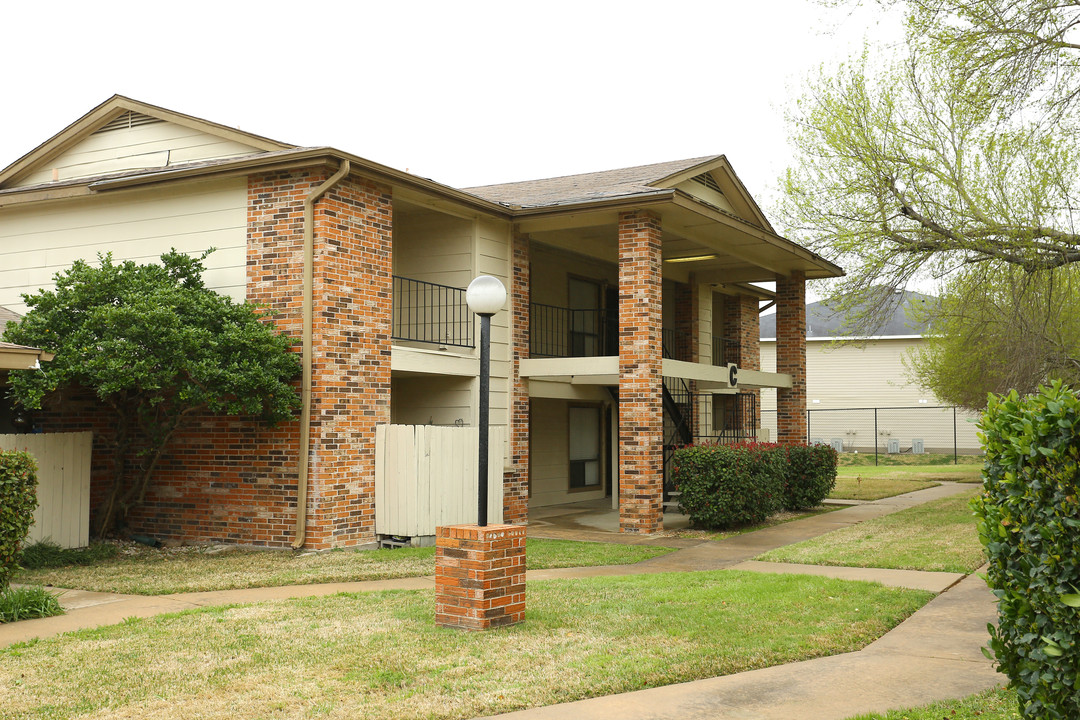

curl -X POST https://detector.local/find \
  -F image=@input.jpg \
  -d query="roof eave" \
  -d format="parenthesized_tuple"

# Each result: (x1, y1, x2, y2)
(671, 192, 844, 279)
(12, 147, 514, 219)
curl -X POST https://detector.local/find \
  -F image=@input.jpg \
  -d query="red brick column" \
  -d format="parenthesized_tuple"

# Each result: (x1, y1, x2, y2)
(304, 177, 393, 547)
(776, 272, 807, 445)
(503, 232, 530, 524)
(617, 210, 664, 534)
(435, 524, 526, 630)
(724, 294, 761, 431)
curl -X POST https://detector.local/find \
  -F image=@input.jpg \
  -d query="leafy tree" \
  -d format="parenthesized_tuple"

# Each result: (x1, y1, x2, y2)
(906, 265, 1080, 410)
(2, 250, 301, 535)
(781, 0, 1080, 402)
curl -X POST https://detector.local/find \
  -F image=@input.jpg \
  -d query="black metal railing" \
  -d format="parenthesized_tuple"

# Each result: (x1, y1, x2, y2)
(530, 304, 616, 358)
(713, 336, 740, 366)
(392, 276, 473, 348)
(662, 328, 693, 361)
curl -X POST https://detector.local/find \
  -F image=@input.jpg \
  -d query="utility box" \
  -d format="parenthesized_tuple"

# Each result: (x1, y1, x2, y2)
(811, 438, 825, 446)
(887, 438, 900, 454)
(912, 438, 925, 454)
(830, 438, 844, 453)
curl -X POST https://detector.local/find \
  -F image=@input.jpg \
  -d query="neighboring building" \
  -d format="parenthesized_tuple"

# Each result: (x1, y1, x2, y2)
(0, 306, 54, 433)
(759, 291, 982, 453)
(0, 96, 841, 547)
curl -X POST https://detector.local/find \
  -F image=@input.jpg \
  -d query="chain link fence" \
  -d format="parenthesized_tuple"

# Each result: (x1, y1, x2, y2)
(762, 405, 984, 462)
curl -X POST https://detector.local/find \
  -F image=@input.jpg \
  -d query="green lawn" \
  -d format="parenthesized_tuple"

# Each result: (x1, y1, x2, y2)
(846, 687, 1017, 719)
(0, 571, 931, 720)
(14, 538, 675, 596)
(830, 463, 983, 501)
(758, 491, 985, 573)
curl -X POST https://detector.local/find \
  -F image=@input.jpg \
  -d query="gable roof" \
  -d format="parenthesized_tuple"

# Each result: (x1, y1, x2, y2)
(0, 306, 20, 335)
(0, 95, 294, 189)
(466, 154, 776, 232)
(465, 156, 718, 208)
(760, 290, 936, 339)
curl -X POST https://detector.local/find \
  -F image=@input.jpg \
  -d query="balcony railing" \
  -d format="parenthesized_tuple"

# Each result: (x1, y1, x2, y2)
(392, 276, 473, 348)
(661, 329, 693, 361)
(713, 336, 740, 366)
(530, 304, 616, 358)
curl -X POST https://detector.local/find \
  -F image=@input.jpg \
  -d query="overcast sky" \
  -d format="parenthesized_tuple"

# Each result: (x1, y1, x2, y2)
(3, 1, 904, 205)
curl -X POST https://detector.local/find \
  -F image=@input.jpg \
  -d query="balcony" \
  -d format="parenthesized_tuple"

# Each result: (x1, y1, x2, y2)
(531, 304, 733, 363)
(392, 276, 473, 348)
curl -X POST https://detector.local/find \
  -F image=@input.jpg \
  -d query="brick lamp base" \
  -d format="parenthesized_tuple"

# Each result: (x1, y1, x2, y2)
(435, 524, 525, 630)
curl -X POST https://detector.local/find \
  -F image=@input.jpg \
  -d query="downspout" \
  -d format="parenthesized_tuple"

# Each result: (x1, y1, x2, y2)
(294, 160, 351, 550)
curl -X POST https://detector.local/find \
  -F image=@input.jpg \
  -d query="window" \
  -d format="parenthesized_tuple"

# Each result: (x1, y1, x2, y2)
(568, 405, 601, 489)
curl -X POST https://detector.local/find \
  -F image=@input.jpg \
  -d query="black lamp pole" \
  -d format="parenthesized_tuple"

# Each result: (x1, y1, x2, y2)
(477, 312, 492, 527)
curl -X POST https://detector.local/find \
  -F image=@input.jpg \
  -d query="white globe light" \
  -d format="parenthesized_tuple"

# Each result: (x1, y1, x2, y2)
(466, 275, 506, 316)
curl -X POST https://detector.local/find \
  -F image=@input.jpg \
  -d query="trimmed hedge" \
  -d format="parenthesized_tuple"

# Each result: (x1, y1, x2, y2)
(1, 449, 39, 590)
(975, 382, 1080, 719)
(672, 443, 784, 529)
(783, 443, 839, 510)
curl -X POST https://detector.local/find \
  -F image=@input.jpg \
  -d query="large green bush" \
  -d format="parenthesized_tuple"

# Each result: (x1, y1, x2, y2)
(0, 449, 39, 590)
(975, 382, 1080, 719)
(671, 443, 784, 528)
(782, 443, 838, 510)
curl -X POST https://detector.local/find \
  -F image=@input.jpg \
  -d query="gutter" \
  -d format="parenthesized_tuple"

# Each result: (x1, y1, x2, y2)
(293, 160, 352, 550)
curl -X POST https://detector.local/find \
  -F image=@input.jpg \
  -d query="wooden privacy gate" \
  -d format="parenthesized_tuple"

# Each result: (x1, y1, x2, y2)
(375, 424, 505, 538)
(0, 432, 92, 548)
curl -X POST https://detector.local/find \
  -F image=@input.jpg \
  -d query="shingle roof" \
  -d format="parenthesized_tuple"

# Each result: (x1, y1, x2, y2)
(760, 290, 936, 339)
(464, 155, 720, 208)
(0, 306, 21, 335)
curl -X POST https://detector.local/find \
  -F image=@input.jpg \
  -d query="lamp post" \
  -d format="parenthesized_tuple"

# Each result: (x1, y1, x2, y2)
(465, 275, 506, 527)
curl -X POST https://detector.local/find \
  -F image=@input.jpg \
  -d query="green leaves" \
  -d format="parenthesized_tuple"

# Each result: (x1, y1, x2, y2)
(1, 250, 302, 533)
(0, 451, 38, 591)
(976, 381, 1080, 718)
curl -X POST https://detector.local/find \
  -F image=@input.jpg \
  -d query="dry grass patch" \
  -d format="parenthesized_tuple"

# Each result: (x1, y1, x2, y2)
(758, 491, 984, 573)
(0, 571, 929, 720)
(830, 474, 941, 501)
(14, 539, 674, 596)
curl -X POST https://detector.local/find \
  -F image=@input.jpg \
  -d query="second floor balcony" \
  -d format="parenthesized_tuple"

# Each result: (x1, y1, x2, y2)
(530, 303, 740, 365)
(392, 276, 473, 349)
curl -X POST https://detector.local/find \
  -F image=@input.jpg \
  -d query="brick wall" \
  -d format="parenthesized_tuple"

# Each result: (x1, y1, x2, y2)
(35, 168, 393, 549)
(617, 210, 663, 534)
(302, 175, 393, 547)
(724, 293, 762, 430)
(503, 232, 530, 523)
(776, 271, 807, 444)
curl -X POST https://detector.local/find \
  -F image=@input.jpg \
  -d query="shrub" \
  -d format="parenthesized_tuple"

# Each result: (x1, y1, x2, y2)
(18, 539, 120, 570)
(782, 443, 839, 510)
(672, 443, 784, 528)
(975, 381, 1080, 719)
(0, 585, 63, 623)
(0, 449, 38, 590)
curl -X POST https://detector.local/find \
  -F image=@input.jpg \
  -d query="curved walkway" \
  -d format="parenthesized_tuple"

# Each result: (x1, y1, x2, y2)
(1, 483, 1004, 720)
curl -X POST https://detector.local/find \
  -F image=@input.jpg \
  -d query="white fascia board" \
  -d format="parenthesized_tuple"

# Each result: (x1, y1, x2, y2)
(391, 346, 478, 377)
(519, 356, 619, 379)
(662, 358, 792, 390)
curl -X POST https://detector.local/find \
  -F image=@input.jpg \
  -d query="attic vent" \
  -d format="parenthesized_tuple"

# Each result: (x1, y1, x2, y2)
(691, 172, 723, 195)
(93, 111, 163, 134)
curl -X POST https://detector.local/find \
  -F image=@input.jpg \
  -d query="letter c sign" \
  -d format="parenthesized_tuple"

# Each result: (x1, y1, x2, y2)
(728, 363, 739, 388)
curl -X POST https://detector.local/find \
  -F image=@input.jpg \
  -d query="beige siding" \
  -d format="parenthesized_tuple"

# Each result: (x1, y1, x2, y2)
(0, 178, 248, 313)
(528, 398, 606, 507)
(476, 217, 512, 441)
(15, 121, 262, 187)
(391, 375, 474, 427)
(760, 338, 983, 452)
(0, 432, 92, 549)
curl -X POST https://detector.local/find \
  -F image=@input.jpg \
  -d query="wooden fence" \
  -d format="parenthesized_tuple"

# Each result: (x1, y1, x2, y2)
(375, 424, 505, 537)
(0, 432, 92, 548)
